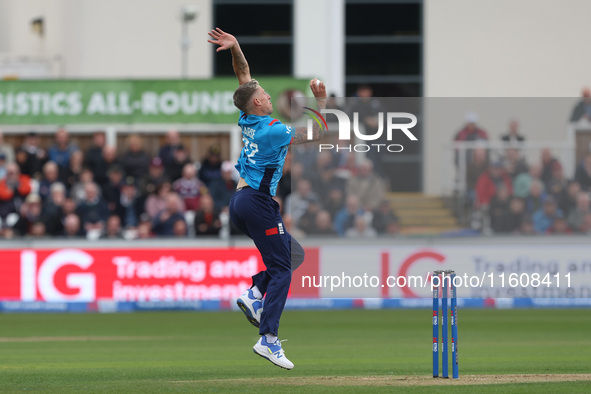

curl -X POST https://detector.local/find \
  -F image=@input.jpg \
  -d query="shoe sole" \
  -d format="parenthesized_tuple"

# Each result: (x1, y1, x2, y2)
(236, 299, 260, 328)
(253, 347, 293, 370)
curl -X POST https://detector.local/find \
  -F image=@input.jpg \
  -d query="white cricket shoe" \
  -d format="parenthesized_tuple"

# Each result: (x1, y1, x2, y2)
(253, 336, 294, 370)
(236, 288, 262, 328)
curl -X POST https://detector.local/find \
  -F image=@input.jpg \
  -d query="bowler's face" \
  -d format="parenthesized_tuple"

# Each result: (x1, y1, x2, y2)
(257, 86, 273, 115)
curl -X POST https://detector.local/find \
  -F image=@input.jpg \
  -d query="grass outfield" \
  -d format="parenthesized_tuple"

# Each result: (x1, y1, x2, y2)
(0, 309, 590, 392)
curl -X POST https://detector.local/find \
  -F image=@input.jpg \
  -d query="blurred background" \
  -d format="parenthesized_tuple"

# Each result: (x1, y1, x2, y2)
(0, 0, 591, 306)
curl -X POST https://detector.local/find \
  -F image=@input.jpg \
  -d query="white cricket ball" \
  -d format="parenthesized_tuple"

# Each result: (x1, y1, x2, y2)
(316, 79, 321, 86)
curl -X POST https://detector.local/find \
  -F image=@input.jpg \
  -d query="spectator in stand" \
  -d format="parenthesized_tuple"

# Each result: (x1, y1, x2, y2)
(120, 134, 150, 182)
(574, 153, 591, 191)
(199, 145, 223, 187)
(372, 200, 400, 235)
(525, 179, 547, 214)
(562, 181, 582, 216)
(158, 130, 184, 174)
(136, 215, 154, 239)
(144, 157, 168, 197)
(0, 154, 6, 179)
(501, 120, 526, 143)
(306, 210, 337, 236)
(13, 193, 42, 236)
(93, 145, 119, 187)
(75, 182, 109, 235)
(519, 218, 535, 235)
(62, 213, 85, 238)
(194, 193, 221, 236)
(546, 161, 569, 210)
(334, 195, 365, 237)
(532, 197, 563, 234)
(345, 215, 377, 238)
(513, 163, 542, 199)
(0, 129, 15, 163)
(173, 163, 205, 211)
(322, 187, 345, 220)
(567, 192, 591, 233)
(173, 219, 188, 237)
(466, 148, 489, 198)
(100, 215, 124, 239)
(506, 197, 526, 233)
(579, 212, 591, 234)
(61, 150, 84, 188)
(152, 192, 185, 236)
(453, 112, 489, 166)
(84, 132, 105, 178)
(570, 87, 591, 122)
(48, 128, 78, 173)
(489, 185, 513, 233)
(29, 221, 46, 238)
(101, 166, 124, 213)
(17, 132, 47, 179)
(474, 161, 513, 208)
(502, 147, 528, 180)
(62, 197, 77, 219)
(167, 147, 191, 182)
(209, 161, 238, 211)
(285, 178, 319, 225)
(346, 159, 385, 211)
(38, 161, 62, 202)
(70, 168, 95, 205)
(145, 182, 179, 220)
(0, 163, 32, 219)
(115, 176, 143, 228)
(41, 183, 66, 236)
(547, 217, 572, 235)
(297, 200, 322, 235)
(540, 149, 559, 188)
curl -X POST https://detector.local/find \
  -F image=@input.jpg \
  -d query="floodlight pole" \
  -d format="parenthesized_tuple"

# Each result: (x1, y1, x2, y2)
(181, 19, 189, 79)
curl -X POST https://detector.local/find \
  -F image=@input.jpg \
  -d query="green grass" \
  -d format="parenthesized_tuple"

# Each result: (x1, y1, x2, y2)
(0, 309, 590, 392)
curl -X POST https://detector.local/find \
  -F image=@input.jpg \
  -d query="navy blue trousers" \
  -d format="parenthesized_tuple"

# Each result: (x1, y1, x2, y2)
(229, 187, 305, 336)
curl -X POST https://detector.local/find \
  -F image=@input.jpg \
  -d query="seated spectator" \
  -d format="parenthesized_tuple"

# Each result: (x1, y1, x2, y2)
(540, 149, 559, 187)
(144, 157, 169, 197)
(562, 181, 581, 216)
(62, 197, 78, 218)
(70, 168, 96, 205)
(574, 153, 591, 191)
(513, 164, 541, 199)
(194, 194, 221, 236)
(60, 149, 84, 187)
(84, 132, 106, 179)
(532, 197, 563, 234)
(309, 151, 345, 197)
(18, 132, 47, 179)
(173, 219, 188, 237)
(453, 112, 489, 167)
(322, 187, 345, 220)
(334, 195, 365, 237)
(285, 178, 320, 224)
(75, 182, 109, 234)
(297, 201, 322, 235)
(345, 215, 377, 238)
(547, 217, 573, 235)
(372, 200, 400, 235)
(136, 215, 154, 239)
(158, 129, 185, 174)
(502, 148, 528, 179)
(100, 215, 124, 239)
(525, 179, 547, 214)
(199, 145, 223, 187)
(38, 161, 62, 202)
(120, 134, 150, 182)
(346, 159, 385, 211)
(475, 161, 512, 208)
(570, 87, 591, 122)
(501, 120, 525, 143)
(13, 193, 42, 236)
(306, 210, 337, 236)
(115, 177, 144, 228)
(145, 182, 176, 220)
(29, 221, 46, 238)
(579, 212, 591, 234)
(519, 218, 535, 235)
(152, 192, 185, 236)
(567, 192, 591, 233)
(506, 197, 526, 233)
(546, 161, 568, 208)
(41, 183, 66, 236)
(62, 213, 85, 238)
(0, 163, 32, 219)
(167, 147, 191, 182)
(489, 186, 513, 233)
(466, 148, 489, 198)
(48, 128, 78, 172)
(172, 163, 205, 211)
(0, 129, 15, 163)
(209, 161, 238, 211)
(93, 145, 120, 187)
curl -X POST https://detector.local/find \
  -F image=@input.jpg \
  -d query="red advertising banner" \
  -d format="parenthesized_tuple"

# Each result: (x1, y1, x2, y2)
(0, 247, 320, 302)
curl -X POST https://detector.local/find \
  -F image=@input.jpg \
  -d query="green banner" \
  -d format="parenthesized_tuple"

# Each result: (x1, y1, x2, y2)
(0, 78, 311, 125)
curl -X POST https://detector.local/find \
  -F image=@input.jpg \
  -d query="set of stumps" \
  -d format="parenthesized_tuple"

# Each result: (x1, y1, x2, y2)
(432, 269, 459, 379)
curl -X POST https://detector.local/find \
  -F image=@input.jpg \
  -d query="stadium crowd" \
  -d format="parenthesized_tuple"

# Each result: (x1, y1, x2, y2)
(0, 122, 397, 239)
(455, 110, 591, 235)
